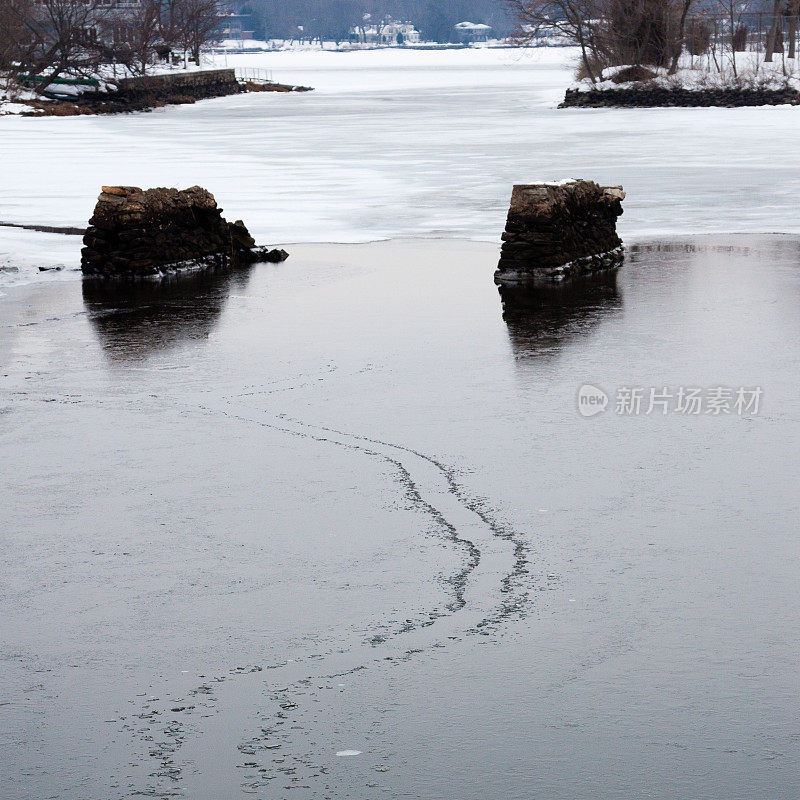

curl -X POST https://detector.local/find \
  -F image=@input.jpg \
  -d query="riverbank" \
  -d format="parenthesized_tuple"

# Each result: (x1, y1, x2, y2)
(2, 69, 313, 117)
(560, 55, 800, 108)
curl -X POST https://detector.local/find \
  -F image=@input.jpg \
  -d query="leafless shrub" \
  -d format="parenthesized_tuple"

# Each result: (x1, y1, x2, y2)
(731, 25, 748, 52)
(574, 50, 611, 81)
(594, 0, 683, 68)
(685, 19, 712, 55)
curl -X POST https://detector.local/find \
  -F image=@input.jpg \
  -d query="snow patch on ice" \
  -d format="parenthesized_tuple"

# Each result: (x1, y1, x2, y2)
(0, 227, 80, 294)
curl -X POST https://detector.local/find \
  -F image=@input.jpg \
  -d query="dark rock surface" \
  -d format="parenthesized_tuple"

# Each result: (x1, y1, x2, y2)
(495, 180, 624, 288)
(561, 86, 800, 108)
(81, 185, 288, 279)
(243, 80, 314, 93)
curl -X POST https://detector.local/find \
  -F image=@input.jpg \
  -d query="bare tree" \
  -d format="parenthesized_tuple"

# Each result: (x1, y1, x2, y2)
(0, 0, 40, 78)
(7, 0, 112, 91)
(710, 0, 747, 75)
(310, 0, 363, 45)
(764, 0, 783, 62)
(507, 0, 602, 82)
(114, 0, 164, 75)
(667, 0, 694, 74)
(788, 0, 799, 60)
(171, 0, 222, 64)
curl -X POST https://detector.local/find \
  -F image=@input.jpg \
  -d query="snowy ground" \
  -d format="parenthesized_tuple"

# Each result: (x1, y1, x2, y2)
(1, 46, 799, 291)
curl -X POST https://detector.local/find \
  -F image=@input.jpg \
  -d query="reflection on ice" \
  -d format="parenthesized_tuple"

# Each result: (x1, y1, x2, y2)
(499, 270, 622, 362)
(82, 266, 254, 362)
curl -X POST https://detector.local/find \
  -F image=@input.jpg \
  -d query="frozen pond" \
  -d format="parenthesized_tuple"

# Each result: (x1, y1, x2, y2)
(2, 47, 800, 289)
(1, 235, 798, 799)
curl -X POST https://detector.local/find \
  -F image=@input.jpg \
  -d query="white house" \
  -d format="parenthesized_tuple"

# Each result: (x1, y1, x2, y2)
(453, 22, 493, 44)
(380, 21, 420, 45)
(351, 20, 421, 46)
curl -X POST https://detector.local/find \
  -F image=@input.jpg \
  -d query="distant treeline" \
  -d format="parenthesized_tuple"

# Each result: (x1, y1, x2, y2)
(234, 0, 516, 42)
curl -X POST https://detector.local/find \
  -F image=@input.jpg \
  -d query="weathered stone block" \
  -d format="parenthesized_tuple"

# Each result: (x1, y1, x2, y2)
(81, 186, 288, 279)
(495, 180, 625, 287)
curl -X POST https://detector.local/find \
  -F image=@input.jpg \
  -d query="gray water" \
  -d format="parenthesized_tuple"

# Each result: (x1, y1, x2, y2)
(1, 236, 798, 800)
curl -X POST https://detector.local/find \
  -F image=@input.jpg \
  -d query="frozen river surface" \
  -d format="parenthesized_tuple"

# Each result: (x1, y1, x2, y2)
(1, 236, 799, 799)
(2, 47, 800, 287)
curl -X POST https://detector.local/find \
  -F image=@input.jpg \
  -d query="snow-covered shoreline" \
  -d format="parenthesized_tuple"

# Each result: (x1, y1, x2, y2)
(3, 46, 800, 292)
(570, 54, 800, 93)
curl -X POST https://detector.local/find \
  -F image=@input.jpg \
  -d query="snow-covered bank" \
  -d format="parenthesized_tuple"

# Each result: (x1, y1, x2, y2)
(571, 52, 800, 93)
(2, 47, 799, 290)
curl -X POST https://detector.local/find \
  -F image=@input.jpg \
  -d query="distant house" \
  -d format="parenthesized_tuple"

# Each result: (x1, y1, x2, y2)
(453, 22, 493, 44)
(220, 13, 255, 41)
(380, 21, 421, 45)
(350, 21, 421, 46)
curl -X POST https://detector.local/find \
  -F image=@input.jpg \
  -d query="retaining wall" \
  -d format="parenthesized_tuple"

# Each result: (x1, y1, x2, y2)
(114, 69, 242, 102)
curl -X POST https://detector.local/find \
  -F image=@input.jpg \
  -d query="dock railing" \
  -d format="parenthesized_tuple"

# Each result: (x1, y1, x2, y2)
(235, 67, 274, 84)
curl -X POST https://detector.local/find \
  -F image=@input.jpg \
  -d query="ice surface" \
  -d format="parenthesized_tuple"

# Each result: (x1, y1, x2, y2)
(1, 47, 798, 289)
(3, 236, 799, 798)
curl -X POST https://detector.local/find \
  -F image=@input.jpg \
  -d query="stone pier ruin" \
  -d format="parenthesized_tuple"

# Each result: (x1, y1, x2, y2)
(81, 186, 287, 279)
(495, 180, 625, 288)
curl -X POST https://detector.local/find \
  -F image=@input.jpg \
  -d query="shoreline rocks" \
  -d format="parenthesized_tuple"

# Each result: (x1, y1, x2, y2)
(81, 185, 288, 279)
(243, 81, 313, 93)
(561, 86, 800, 108)
(495, 180, 625, 288)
